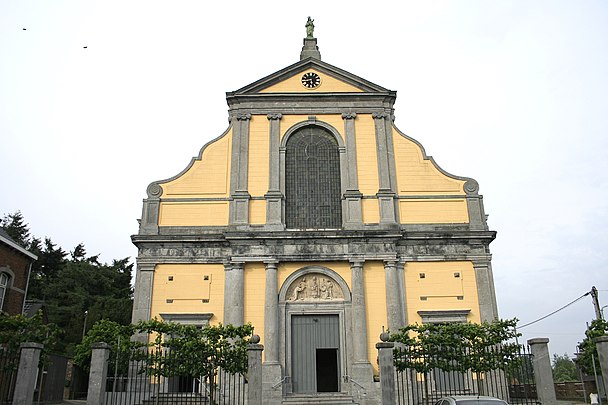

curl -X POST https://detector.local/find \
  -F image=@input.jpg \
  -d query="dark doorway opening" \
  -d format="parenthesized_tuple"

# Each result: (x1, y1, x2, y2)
(316, 348, 339, 392)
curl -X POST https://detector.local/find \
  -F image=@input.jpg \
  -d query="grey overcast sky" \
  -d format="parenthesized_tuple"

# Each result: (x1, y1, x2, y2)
(1, 1, 606, 357)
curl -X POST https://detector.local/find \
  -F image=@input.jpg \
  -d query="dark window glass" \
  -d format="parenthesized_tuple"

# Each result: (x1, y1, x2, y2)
(285, 126, 342, 229)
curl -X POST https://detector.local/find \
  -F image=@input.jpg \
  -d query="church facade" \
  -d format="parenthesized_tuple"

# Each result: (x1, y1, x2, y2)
(132, 27, 498, 404)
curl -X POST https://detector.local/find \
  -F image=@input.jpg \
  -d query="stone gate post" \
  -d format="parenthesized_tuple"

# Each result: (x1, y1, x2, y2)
(87, 342, 111, 405)
(528, 338, 556, 405)
(594, 336, 608, 399)
(248, 335, 264, 405)
(376, 333, 397, 405)
(12, 342, 43, 405)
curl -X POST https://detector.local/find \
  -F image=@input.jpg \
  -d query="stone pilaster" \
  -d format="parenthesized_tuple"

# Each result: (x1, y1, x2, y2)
(342, 113, 363, 228)
(473, 260, 499, 322)
(223, 261, 244, 326)
(372, 112, 397, 225)
(230, 113, 252, 226)
(384, 260, 405, 332)
(265, 114, 283, 229)
(132, 262, 155, 343)
(397, 260, 408, 326)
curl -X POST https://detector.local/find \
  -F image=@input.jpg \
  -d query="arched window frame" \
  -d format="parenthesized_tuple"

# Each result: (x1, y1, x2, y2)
(0, 272, 11, 312)
(280, 120, 347, 229)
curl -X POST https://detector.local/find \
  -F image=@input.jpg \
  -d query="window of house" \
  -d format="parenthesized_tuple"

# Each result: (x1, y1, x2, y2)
(285, 125, 342, 229)
(0, 273, 9, 311)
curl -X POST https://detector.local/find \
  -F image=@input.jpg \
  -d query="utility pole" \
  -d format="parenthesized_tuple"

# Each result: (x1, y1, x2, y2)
(590, 286, 603, 320)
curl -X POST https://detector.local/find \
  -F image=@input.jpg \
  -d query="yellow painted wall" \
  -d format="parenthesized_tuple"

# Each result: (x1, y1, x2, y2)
(398, 199, 469, 224)
(259, 69, 364, 93)
(244, 263, 266, 344)
(151, 264, 225, 326)
(363, 261, 387, 375)
(355, 114, 380, 195)
(159, 202, 229, 226)
(160, 130, 232, 198)
(362, 199, 380, 224)
(280, 115, 345, 143)
(249, 200, 266, 225)
(392, 128, 465, 196)
(248, 115, 270, 196)
(404, 261, 480, 324)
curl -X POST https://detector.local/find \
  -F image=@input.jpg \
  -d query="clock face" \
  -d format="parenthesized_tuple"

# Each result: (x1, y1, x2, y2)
(301, 72, 321, 89)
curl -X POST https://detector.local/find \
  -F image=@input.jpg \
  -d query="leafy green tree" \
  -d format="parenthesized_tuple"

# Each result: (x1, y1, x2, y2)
(390, 319, 521, 373)
(73, 319, 135, 373)
(0, 311, 60, 359)
(552, 353, 578, 382)
(576, 319, 608, 376)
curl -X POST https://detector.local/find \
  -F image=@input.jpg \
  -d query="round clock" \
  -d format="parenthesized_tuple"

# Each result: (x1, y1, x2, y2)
(301, 72, 321, 89)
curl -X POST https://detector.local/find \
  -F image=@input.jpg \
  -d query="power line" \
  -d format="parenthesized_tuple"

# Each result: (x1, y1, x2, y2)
(518, 291, 591, 329)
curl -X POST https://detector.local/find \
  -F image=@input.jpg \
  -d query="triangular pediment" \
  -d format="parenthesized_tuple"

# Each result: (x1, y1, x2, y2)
(229, 58, 392, 95)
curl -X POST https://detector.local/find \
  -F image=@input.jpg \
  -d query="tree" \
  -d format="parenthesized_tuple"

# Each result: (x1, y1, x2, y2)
(390, 319, 522, 373)
(0, 311, 60, 359)
(0, 211, 31, 248)
(552, 353, 578, 382)
(1, 211, 134, 355)
(576, 319, 608, 376)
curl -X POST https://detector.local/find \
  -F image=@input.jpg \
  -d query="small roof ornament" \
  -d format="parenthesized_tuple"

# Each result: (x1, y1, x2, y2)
(300, 17, 321, 60)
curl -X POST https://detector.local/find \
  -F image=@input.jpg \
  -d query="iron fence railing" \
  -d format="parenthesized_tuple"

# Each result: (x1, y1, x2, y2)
(0, 347, 20, 405)
(394, 344, 538, 405)
(104, 346, 246, 405)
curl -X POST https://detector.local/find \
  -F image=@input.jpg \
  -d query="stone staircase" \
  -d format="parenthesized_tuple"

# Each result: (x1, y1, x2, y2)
(281, 393, 358, 405)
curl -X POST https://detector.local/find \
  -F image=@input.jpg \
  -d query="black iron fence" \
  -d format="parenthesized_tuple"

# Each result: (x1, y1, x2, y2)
(104, 346, 246, 405)
(0, 347, 19, 404)
(394, 344, 538, 405)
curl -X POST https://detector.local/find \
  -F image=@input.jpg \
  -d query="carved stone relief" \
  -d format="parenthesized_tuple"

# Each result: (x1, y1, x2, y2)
(286, 273, 344, 302)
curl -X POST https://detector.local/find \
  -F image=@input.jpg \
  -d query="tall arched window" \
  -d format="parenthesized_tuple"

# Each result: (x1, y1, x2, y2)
(0, 273, 9, 311)
(285, 126, 342, 229)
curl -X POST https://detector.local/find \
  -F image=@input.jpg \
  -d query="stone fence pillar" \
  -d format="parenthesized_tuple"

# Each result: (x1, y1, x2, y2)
(528, 338, 556, 405)
(87, 342, 111, 405)
(376, 332, 397, 405)
(248, 335, 264, 405)
(594, 336, 608, 399)
(12, 342, 43, 405)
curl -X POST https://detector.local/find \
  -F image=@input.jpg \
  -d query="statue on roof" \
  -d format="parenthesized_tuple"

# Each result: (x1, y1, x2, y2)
(305, 17, 315, 38)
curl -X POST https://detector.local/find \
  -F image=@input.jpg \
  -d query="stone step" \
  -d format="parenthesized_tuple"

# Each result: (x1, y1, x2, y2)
(281, 393, 358, 405)
(140, 393, 210, 405)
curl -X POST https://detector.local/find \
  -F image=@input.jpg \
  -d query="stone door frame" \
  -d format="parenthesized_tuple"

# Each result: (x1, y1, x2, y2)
(278, 265, 353, 395)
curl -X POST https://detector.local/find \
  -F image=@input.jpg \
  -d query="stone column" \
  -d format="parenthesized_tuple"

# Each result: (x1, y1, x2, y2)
(372, 112, 397, 225)
(230, 113, 252, 226)
(528, 338, 556, 405)
(265, 114, 283, 228)
(248, 335, 264, 405)
(473, 260, 499, 322)
(262, 261, 283, 404)
(384, 260, 405, 332)
(350, 260, 376, 399)
(223, 261, 245, 326)
(376, 334, 397, 405)
(86, 342, 111, 405)
(12, 342, 43, 405)
(595, 336, 608, 399)
(342, 113, 363, 227)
